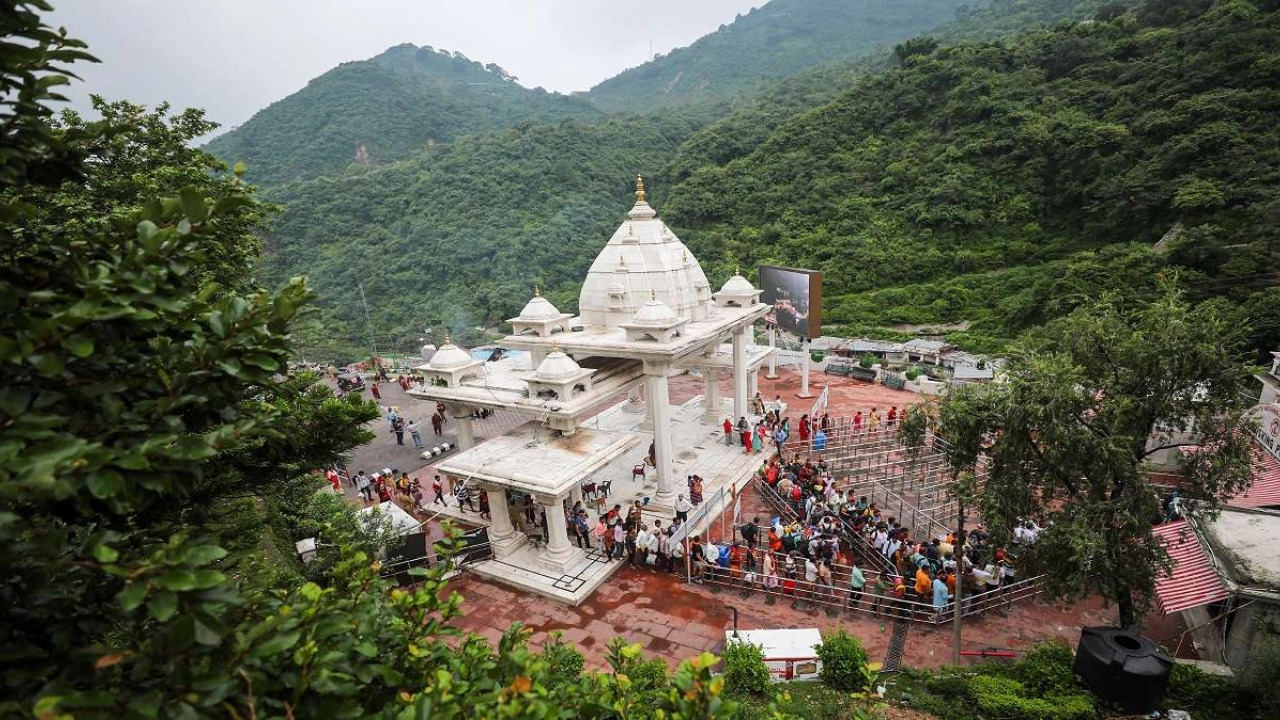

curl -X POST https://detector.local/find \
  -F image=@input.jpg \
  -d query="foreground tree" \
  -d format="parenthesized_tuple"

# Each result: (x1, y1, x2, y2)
(1, 4, 782, 717)
(935, 287, 1258, 626)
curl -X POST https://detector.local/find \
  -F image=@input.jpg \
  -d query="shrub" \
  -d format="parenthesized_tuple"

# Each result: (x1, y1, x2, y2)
(811, 350, 826, 363)
(904, 367, 922, 381)
(968, 676, 1096, 720)
(542, 632, 585, 689)
(605, 637, 670, 694)
(858, 353, 876, 369)
(722, 638, 771, 696)
(1012, 641, 1078, 696)
(817, 629, 870, 691)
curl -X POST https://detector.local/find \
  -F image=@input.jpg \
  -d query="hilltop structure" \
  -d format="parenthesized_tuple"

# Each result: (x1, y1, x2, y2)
(408, 177, 773, 600)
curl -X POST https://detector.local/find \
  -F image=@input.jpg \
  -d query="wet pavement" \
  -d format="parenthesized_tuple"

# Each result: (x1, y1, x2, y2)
(341, 366, 1187, 670)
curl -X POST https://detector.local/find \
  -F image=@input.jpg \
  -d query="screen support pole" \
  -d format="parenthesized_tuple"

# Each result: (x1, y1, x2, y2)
(797, 337, 814, 399)
(766, 325, 778, 379)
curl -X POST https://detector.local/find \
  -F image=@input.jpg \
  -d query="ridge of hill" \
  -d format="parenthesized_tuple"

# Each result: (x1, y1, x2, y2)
(663, 0, 1280, 355)
(203, 44, 600, 185)
(667, 0, 1120, 182)
(585, 0, 974, 113)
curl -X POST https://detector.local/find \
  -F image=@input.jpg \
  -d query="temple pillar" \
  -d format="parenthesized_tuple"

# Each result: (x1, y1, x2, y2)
(732, 329, 748, 419)
(623, 382, 644, 414)
(539, 496, 575, 573)
(483, 485, 524, 558)
(645, 362, 676, 504)
(700, 367, 722, 423)
(639, 381, 654, 431)
(749, 368, 759, 398)
(766, 326, 779, 379)
(448, 405, 475, 450)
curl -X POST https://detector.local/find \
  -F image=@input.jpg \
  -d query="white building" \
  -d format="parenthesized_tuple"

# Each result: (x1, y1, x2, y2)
(407, 177, 774, 601)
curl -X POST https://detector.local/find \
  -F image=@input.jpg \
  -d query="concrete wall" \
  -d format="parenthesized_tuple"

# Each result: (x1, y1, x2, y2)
(1225, 599, 1280, 669)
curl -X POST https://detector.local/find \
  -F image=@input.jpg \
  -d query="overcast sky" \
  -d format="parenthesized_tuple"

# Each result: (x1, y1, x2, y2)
(48, 0, 764, 133)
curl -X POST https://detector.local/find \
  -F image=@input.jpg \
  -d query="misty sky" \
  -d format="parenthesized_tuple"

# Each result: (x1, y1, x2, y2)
(48, 0, 764, 134)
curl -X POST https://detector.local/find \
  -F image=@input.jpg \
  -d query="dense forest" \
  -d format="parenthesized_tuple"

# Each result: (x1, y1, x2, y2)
(203, 44, 599, 185)
(244, 0, 1147, 360)
(585, 0, 973, 112)
(666, 0, 1280, 355)
(261, 113, 711, 354)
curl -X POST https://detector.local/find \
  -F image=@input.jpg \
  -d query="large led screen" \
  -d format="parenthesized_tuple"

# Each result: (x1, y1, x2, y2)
(759, 265, 822, 338)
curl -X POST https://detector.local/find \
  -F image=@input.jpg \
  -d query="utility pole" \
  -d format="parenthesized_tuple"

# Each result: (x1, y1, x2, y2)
(952, 492, 965, 664)
(357, 280, 378, 364)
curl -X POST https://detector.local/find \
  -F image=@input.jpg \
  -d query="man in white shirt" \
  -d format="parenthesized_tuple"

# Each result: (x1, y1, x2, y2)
(675, 494, 692, 524)
(636, 525, 653, 566)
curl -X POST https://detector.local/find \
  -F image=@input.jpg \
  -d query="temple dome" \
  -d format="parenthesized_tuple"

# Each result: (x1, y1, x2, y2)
(429, 341, 472, 370)
(719, 273, 756, 295)
(578, 175, 712, 329)
(517, 291, 563, 322)
(535, 349, 582, 381)
(631, 297, 679, 326)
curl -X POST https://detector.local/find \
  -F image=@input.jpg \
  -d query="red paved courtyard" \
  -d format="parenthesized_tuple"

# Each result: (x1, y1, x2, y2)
(399, 367, 1183, 671)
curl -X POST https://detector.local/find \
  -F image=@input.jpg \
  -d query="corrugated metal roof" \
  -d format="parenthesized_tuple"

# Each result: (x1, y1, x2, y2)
(1230, 447, 1280, 509)
(1152, 520, 1230, 615)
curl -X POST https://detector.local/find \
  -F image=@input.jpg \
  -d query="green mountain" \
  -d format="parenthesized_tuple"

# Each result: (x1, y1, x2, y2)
(204, 44, 600, 185)
(668, 0, 1119, 182)
(585, 0, 974, 113)
(260, 113, 711, 357)
(663, 0, 1280, 352)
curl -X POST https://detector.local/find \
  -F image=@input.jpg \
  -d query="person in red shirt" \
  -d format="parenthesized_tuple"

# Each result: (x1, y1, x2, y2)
(853, 411, 863, 432)
(799, 414, 811, 443)
(324, 468, 341, 493)
(723, 417, 734, 445)
(741, 427, 753, 453)
(888, 406, 898, 428)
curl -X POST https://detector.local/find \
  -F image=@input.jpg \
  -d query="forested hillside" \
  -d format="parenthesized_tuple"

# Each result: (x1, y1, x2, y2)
(665, 0, 1280, 355)
(585, 0, 973, 112)
(204, 44, 599, 185)
(261, 114, 708, 354)
(668, 0, 1118, 182)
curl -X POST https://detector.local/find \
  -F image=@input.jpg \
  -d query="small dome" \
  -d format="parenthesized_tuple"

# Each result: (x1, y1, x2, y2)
(631, 296, 679, 326)
(429, 342, 472, 369)
(517, 294, 563, 322)
(719, 273, 756, 295)
(535, 350, 582, 381)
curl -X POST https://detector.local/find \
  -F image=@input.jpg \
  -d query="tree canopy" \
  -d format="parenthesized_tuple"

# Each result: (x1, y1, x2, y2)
(932, 286, 1257, 626)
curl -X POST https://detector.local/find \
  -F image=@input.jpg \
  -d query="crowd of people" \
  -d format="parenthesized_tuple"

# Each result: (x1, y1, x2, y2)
(686, 451, 1026, 621)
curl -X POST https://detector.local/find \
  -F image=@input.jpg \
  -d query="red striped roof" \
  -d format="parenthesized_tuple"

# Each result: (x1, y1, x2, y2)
(1230, 447, 1280, 509)
(1151, 520, 1230, 615)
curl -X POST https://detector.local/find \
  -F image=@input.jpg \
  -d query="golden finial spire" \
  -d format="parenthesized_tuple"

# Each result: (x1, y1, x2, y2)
(735, 264, 740, 276)
(635, 174, 646, 203)
(551, 338, 560, 353)
(650, 288, 657, 301)
(619, 255, 626, 267)
(444, 331, 452, 346)
(682, 249, 688, 263)
(533, 284, 541, 297)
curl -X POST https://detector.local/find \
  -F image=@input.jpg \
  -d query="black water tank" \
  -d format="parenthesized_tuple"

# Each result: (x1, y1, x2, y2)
(1073, 626, 1173, 713)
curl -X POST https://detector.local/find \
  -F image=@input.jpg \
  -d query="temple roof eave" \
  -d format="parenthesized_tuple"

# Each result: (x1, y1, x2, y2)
(501, 302, 769, 362)
(435, 427, 640, 499)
